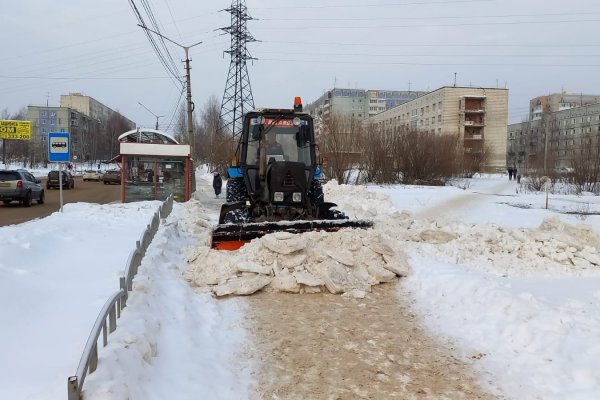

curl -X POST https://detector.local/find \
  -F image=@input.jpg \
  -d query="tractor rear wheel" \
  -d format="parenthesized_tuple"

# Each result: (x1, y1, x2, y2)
(226, 177, 247, 202)
(308, 179, 324, 207)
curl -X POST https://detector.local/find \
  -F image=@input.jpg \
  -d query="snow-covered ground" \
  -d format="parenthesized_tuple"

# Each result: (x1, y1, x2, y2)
(1, 170, 599, 399)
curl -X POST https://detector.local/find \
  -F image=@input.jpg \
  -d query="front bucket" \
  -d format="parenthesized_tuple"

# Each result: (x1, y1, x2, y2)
(211, 219, 373, 250)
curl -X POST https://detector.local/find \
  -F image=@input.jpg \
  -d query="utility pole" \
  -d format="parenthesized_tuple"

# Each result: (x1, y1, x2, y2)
(137, 24, 201, 150)
(138, 102, 163, 130)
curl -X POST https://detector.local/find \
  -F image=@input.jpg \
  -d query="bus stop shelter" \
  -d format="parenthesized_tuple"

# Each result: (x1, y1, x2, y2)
(118, 129, 194, 203)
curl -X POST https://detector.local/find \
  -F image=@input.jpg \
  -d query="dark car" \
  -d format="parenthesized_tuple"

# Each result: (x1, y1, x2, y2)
(0, 170, 45, 206)
(103, 170, 121, 185)
(47, 170, 75, 189)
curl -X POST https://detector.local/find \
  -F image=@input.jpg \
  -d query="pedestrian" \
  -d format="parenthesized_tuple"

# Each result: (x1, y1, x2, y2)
(508, 167, 513, 180)
(212, 171, 222, 198)
(516, 173, 521, 184)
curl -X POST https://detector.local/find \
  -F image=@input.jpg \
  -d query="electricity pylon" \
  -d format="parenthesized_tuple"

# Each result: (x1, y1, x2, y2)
(218, 0, 257, 146)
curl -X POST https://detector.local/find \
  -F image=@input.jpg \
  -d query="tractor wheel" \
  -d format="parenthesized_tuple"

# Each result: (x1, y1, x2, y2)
(328, 209, 348, 220)
(226, 177, 247, 203)
(308, 179, 324, 207)
(223, 208, 250, 224)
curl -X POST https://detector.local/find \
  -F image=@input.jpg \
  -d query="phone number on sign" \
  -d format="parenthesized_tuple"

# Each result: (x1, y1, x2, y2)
(1, 133, 31, 140)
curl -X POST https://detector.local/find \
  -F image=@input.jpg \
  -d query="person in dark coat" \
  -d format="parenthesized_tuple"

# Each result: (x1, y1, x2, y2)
(212, 172, 223, 198)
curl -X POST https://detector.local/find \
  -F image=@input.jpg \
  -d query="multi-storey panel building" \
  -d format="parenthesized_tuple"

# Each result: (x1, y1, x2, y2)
(365, 86, 509, 172)
(26, 106, 103, 163)
(306, 88, 427, 135)
(60, 93, 135, 127)
(508, 103, 600, 171)
(529, 93, 600, 121)
(27, 96, 135, 163)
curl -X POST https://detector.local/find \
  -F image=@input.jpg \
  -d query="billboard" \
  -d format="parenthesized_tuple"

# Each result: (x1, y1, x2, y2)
(0, 120, 32, 140)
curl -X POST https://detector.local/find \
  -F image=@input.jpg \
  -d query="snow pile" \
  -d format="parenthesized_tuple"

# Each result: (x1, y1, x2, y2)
(325, 181, 600, 277)
(184, 228, 410, 297)
(390, 216, 600, 278)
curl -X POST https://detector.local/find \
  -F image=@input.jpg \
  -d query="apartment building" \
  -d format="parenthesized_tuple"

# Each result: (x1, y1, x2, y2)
(26, 106, 103, 163)
(27, 100, 135, 163)
(508, 102, 600, 171)
(365, 86, 509, 172)
(306, 88, 427, 134)
(60, 93, 135, 127)
(529, 92, 600, 121)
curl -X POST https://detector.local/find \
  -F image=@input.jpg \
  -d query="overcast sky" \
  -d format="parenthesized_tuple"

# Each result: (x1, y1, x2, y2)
(2, 0, 600, 130)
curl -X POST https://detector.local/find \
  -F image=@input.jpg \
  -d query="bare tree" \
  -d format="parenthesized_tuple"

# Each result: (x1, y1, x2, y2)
(359, 123, 399, 183)
(570, 132, 600, 194)
(319, 114, 362, 184)
(198, 95, 229, 172)
(103, 113, 132, 161)
(396, 129, 462, 184)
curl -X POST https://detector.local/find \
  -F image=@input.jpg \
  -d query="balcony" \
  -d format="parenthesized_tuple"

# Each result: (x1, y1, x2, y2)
(464, 134, 483, 140)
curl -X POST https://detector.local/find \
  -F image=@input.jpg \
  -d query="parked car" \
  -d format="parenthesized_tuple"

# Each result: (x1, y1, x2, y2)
(47, 170, 75, 189)
(103, 170, 121, 185)
(0, 170, 45, 206)
(82, 170, 102, 181)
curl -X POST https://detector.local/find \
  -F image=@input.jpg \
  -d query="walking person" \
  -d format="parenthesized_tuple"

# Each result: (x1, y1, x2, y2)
(212, 171, 223, 198)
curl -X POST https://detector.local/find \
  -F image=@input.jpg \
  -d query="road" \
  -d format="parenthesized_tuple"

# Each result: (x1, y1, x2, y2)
(0, 178, 120, 227)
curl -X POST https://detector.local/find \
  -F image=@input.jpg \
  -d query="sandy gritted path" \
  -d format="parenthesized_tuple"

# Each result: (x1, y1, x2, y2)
(243, 284, 498, 400)
(194, 177, 501, 398)
(416, 179, 515, 220)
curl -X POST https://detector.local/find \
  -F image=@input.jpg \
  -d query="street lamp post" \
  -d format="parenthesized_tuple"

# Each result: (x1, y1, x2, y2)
(137, 25, 202, 151)
(138, 102, 163, 130)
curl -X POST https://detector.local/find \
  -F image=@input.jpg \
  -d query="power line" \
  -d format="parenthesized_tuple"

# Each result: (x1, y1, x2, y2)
(0, 75, 173, 80)
(258, 57, 600, 67)
(252, 0, 496, 10)
(255, 50, 600, 58)
(128, 0, 184, 89)
(254, 18, 600, 30)
(257, 11, 600, 22)
(263, 40, 600, 48)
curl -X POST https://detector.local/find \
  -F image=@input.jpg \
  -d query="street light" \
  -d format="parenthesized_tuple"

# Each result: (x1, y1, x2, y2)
(137, 24, 202, 151)
(138, 102, 163, 130)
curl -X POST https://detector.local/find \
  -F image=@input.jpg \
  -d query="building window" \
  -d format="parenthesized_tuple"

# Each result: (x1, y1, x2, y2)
(41, 111, 47, 117)
(41, 119, 46, 125)
(437, 115, 442, 122)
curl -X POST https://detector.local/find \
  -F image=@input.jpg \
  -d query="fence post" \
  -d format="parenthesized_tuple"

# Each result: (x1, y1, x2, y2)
(67, 376, 79, 400)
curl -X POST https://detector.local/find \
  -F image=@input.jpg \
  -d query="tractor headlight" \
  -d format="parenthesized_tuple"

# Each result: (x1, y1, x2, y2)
(292, 192, 302, 202)
(273, 192, 284, 202)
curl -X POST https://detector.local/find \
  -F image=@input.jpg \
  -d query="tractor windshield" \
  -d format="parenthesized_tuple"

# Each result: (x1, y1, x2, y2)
(245, 117, 312, 166)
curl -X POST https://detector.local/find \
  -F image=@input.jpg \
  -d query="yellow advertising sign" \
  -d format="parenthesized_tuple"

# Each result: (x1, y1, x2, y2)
(0, 120, 32, 140)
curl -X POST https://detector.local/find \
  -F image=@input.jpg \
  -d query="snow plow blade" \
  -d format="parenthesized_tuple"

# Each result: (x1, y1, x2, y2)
(211, 219, 373, 250)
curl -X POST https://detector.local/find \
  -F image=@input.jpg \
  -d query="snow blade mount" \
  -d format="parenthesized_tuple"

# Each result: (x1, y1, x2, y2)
(211, 219, 374, 251)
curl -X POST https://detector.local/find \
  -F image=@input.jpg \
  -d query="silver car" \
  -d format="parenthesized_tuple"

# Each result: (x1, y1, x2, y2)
(0, 170, 45, 206)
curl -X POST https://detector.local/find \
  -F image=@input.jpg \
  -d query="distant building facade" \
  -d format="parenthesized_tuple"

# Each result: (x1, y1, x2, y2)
(60, 93, 135, 127)
(529, 92, 600, 121)
(27, 106, 103, 163)
(365, 86, 509, 172)
(508, 102, 600, 171)
(27, 94, 135, 163)
(306, 88, 427, 134)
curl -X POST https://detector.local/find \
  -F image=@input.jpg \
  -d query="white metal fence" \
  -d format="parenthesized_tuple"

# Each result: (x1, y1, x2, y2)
(67, 195, 174, 400)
